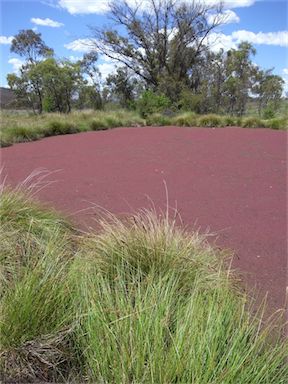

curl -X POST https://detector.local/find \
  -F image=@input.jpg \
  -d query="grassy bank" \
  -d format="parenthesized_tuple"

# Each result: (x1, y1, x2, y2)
(0, 184, 287, 383)
(1, 109, 287, 147)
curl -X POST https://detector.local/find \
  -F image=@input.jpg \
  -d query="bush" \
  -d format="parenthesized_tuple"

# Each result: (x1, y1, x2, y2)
(137, 90, 171, 118)
(263, 107, 275, 119)
(266, 118, 287, 130)
(171, 112, 198, 126)
(105, 116, 122, 128)
(89, 118, 108, 130)
(241, 117, 265, 128)
(3, 126, 39, 143)
(197, 114, 225, 127)
(224, 116, 236, 126)
(178, 90, 204, 114)
(43, 95, 56, 113)
(146, 113, 171, 126)
(0, 186, 287, 383)
(46, 120, 78, 136)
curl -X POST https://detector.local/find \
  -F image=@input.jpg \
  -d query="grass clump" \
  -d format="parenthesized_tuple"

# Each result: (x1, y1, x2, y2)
(267, 118, 288, 130)
(171, 112, 198, 126)
(0, 183, 287, 383)
(89, 118, 108, 131)
(241, 117, 265, 128)
(197, 114, 225, 127)
(0, 110, 286, 147)
(0, 181, 77, 382)
(146, 113, 172, 126)
(45, 120, 79, 136)
(224, 116, 237, 126)
(0, 110, 146, 147)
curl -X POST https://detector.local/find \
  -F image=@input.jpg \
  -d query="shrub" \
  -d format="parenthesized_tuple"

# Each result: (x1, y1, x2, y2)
(137, 90, 171, 118)
(46, 120, 78, 136)
(42, 95, 55, 113)
(3, 126, 39, 143)
(105, 116, 122, 128)
(0, 187, 287, 383)
(241, 117, 265, 128)
(171, 112, 198, 126)
(197, 114, 225, 127)
(263, 107, 275, 119)
(89, 118, 108, 131)
(146, 113, 171, 126)
(178, 89, 204, 113)
(224, 116, 236, 126)
(266, 118, 287, 130)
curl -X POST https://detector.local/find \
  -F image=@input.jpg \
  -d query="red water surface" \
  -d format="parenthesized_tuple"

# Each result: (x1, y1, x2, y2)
(1, 126, 287, 312)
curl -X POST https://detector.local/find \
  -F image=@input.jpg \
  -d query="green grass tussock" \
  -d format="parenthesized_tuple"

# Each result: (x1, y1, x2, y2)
(241, 117, 266, 128)
(171, 112, 198, 127)
(0, 110, 146, 147)
(197, 114, 225, 127)
(45, 120, 79, 136)
(0, 189, 73, 305)
(1, 109, 286, 147)
(146, 113, 172, 126)
(0, 184, 287, 383)
(267, 117, 288, 130)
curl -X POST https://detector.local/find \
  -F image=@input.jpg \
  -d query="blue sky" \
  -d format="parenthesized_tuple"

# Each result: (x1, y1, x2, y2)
(1, 0, 287, 91)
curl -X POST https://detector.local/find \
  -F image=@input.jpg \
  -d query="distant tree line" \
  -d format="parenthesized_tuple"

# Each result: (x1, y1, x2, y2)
(7, 0, 284, 117)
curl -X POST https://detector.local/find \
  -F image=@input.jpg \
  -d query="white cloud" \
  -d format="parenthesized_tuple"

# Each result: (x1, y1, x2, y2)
(8, 58, 25, 73)
(31, 17, 64, 27)
(206, 30, 288, 52)
(64, 38, 96, 52)
(203, 0, 255, 8)
(98, 62, 117, 79)
(282, 68, 288, 94)
(0, 35, 13, 45)
(68, 55, 82, 62)
(232, 30, 288, 47)
(205, 32, 236, 51)
(58, 0, 109, 14)
(208, 9, 240, 25)
(57, 0, 255, 15)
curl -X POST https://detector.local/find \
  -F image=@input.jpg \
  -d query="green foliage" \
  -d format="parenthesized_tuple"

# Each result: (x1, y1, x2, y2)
(198, 114, 225, 127)
(0, 110, 146, 146)
(46, 120, 78, 136)
(268, 118, 287, 130)
(145, 113, 171, 126)
(42, 95, 55, 113)
(241, 117, 265, 128)
(6, 27, 285, 118)
(171, 112, 198, 126)
(89, 118, 108, 130)
(11, 29, 54, 62)
(0, 187, 287, 383)
(224, 116, 236, 126)
(1, 109, 287, 148)
(0, 126, 37, 144)
(106, 67, 140, 108)
(178, 89, 204, 113)
(137, 90, 171, 118)
(263, 107, 275, 119)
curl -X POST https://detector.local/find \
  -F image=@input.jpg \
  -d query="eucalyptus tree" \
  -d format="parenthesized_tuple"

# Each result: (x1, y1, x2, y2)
(253, 69, 284, 116)
(11, 29, 54, 64)
(90, 0, 225, 91)
(9, 30, 54, 113)
(222, 42, 256, 115)
(106, 67, 142, 107)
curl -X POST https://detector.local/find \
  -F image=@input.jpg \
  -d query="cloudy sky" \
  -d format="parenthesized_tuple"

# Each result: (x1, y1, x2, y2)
(0, 0, 287, 90)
